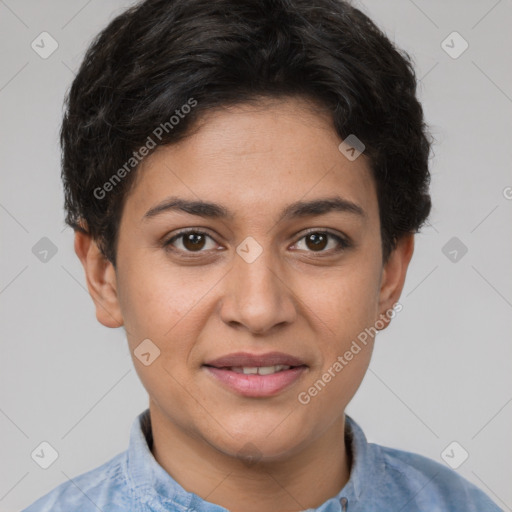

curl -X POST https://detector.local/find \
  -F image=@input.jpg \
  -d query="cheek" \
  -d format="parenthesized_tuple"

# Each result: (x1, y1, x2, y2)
(301, 262, 381, 344)
(118, 263, 222, 400)
(295, 269, 380, 418)
(118, 257, 205, 336)
(120, 270, 205, 414)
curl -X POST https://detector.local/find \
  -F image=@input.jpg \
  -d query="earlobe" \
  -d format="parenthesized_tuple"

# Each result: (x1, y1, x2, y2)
(376, 234, 414, 331)
(74, 231, 124, 328)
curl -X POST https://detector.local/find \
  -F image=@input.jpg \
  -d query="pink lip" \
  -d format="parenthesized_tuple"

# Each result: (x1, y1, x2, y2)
(204, 366, 307, 397)
(202, 352, 308, 398)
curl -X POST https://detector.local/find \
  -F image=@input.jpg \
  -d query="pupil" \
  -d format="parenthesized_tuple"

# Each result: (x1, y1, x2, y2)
(184, 233, 205, 251)
(307, 233, 327, 251)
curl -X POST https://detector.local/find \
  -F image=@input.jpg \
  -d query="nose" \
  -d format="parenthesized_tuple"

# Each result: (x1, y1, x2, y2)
(219, 243, 297, 335)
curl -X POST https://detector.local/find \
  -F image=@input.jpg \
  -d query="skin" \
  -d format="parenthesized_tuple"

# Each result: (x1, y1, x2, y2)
(74, 96, 414, 512)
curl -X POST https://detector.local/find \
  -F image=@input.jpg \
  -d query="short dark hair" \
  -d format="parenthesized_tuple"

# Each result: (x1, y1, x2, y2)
(61, 0, 432, 266)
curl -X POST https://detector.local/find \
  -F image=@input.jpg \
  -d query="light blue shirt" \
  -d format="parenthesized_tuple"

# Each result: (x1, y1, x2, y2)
(22, 408, 502, 511)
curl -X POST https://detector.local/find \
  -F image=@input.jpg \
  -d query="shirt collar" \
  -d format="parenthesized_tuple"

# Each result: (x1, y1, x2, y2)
(126, 408, 376, 511)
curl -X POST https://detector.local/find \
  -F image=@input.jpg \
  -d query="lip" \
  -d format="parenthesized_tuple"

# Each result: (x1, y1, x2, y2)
(202, 351, 308, 398)
(203, 351, 307, 368)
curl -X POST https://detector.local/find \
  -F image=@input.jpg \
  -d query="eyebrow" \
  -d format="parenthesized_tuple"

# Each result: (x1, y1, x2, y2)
(142, 195, 366, 223)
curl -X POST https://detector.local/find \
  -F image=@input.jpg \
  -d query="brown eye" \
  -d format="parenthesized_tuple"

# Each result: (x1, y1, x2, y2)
(164, 230, 217, 253)
(305, 232, 328, 251)
(294, 231, 350, 254)
(182, 232, 206, 251)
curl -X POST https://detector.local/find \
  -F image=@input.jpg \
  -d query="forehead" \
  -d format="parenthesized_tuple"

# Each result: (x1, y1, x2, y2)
(123, 97, 378, 225)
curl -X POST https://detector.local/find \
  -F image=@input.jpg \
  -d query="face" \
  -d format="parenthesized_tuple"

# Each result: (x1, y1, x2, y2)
(76, 96, 413, 462)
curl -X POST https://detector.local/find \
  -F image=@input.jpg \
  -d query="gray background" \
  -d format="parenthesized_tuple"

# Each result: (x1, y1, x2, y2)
(1, 0, 511, 510)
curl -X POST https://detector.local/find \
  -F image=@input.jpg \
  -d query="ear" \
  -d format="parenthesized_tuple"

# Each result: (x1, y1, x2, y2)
(74, 230, 124, 328)
(376, 234, 414, 331)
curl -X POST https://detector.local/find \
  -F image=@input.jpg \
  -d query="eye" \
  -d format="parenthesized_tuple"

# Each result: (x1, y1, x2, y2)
(163, 228, 351, 257)
(164, 229, 218, 253)
(292, 230, 350, 254)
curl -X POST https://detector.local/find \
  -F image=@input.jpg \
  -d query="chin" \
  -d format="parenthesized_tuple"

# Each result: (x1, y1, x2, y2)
(208, 420, 311, 463)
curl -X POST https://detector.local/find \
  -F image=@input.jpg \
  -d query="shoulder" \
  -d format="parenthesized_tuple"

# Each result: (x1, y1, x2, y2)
(371, 443, 502, 511)
(21, 451, 134, 512)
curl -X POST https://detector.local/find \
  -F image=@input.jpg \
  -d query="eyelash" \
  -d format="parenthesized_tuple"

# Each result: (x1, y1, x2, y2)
(163, 228, 351, 257)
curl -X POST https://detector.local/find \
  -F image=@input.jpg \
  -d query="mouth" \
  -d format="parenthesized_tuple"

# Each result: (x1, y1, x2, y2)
(217, 364, 297, 375)
(202, 352, 308, 397)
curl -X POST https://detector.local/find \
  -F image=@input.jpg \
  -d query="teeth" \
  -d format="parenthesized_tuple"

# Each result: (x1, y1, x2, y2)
(257, 365, 286, 375)
(230, 365, 291, 375)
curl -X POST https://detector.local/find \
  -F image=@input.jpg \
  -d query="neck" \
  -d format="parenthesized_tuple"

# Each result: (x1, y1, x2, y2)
(149, 403, 351, 512)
